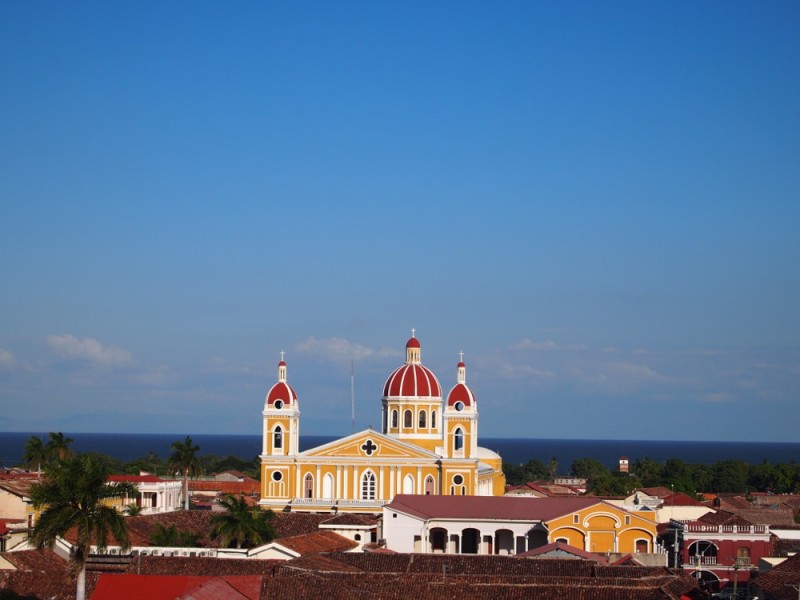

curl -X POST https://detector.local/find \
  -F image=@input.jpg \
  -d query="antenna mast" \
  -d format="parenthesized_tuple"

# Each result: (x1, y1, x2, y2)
(351, 359, 355, 434)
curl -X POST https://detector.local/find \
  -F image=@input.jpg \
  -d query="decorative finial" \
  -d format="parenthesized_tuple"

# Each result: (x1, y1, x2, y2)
(459, 350, 464, 363)
(411, 327, 416, 338)
(280, 350, 285, 362)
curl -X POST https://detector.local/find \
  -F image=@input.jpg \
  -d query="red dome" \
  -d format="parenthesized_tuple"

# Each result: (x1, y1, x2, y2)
(406, 337, 420, 349)
(383, 364, 441, 398)
(447, 382, 475, 407)
(267, 381, 297, 406)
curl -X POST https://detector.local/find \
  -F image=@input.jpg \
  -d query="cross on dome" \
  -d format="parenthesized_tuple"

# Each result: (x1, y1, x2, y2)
(280, 350, 285, 362)
(459, 350, 464, 363)
(411, 328, 415, 338)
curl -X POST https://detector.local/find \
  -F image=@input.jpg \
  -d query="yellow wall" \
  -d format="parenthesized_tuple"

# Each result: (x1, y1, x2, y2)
(547, 503, 657, 554)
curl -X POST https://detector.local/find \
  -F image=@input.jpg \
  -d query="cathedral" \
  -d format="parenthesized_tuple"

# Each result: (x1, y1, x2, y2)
(259, 333, 506, 513)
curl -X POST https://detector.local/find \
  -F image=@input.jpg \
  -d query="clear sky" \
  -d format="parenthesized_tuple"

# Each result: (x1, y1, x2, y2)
(1, 2, 798, 442)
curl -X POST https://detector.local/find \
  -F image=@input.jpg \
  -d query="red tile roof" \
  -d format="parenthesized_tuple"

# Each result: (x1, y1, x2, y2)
(91, 574, 264, 600)
(276, 530, 358, 555)
(517, 541, 608, 563)
(386, 494, 601, 521)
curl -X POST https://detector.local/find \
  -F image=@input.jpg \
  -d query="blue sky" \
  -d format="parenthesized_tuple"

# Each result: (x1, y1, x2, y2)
(1, 2, 798, 442)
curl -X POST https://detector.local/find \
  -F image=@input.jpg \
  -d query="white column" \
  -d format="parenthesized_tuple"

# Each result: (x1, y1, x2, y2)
(343, 467, 348, 500)
(315, 465, 321, 499)
(416, 467, 422, 493)
(379, 466, 385, 499)
(389, 466, 395, 499)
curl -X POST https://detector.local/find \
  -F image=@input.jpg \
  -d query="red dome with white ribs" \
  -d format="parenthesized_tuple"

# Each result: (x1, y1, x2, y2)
(447, 356, 475, 407)
(267, 381, 297, 406)
(383, 332, 442, 398)
(447, 381, 475, 406)
(266, 355, 297, 406)
(383, 363, 442, 398)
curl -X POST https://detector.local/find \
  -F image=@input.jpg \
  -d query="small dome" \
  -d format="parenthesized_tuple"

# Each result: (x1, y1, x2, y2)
(267, 381, 297, 406)
(406, 336, 421, 349)
(447, 382, 475, 407)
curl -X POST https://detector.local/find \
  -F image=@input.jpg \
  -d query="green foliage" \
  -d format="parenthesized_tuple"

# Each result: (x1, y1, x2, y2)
(571, 458, 608, 480)
(210, 494, 275, 549)
(21, 432, 75, 471)
(503, 459, 550, 486)
(149, 523, 199, 547)
(29, 454, 137, 600)
(46, 432, 74, 461)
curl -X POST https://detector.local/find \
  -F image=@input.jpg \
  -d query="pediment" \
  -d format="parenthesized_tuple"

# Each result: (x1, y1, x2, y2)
(300, 430, 438, 460)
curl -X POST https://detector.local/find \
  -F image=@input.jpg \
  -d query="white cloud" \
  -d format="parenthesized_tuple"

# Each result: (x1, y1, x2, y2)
(294, 337, 397, 362)
(511, 338, 589, 352)
(46, 334, 134, 366)
(0, 348, 14, 368)
(699, 392, 733, 403)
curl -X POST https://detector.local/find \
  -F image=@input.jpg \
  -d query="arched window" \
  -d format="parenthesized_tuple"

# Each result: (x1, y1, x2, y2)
(361, 470, 376, 500)
(304, 473, 314, 498)
(391, 409, 398, 428)
(454, 427, 464, 452)
(273, 426, 283, 450)
(424, 475, 435, 495)
(403, 410, 412, 428)
(431, 410, 436, 429)
(403, 474, 414, 494)
(418, 410, 426, 428)
(323, 473, 334, 499)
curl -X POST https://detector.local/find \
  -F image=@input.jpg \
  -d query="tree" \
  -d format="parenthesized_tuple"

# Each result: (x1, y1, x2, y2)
(22, 435, 48, 472)
(149, 523, 198, 547)
(46, 432, 74, 461)
(168, 436, 201, 510)
(29, 455, 136, 600)
(210, 494, 275, 549)
(571, 458, 609, 480)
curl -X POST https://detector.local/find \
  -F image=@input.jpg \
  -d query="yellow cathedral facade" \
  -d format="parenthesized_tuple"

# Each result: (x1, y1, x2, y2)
(259, 333, 506, 513)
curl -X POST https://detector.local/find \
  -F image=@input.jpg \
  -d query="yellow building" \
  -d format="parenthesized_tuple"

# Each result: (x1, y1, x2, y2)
(383, 495, 660, 556)
(259, 333, 505, 513)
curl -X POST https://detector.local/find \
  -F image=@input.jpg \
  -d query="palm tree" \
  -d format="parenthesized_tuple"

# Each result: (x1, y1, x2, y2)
(149, 523, 198, 547)
(46, 432, 74, 461)
(210, 494, 275, 549)
(29, 454, 136, 600)
(22, 435, 48, 472)
(168, 436, 201, 510)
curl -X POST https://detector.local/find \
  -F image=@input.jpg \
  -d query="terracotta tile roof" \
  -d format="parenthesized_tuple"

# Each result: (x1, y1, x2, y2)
(639, 487, 674, 498)
(731, 508, 797, 526)
(386, 493, 600, 521)
(189, 480, 260, 495)
(126, 555, 282, 576)
(0, 548, 92, 600)
(320, 513, 378, 527)
(517, 541, 608, 563)
(276, 531, 358, 555)
(0, 478, 35, 498)
(752, 552, 800, 600)
(271, 511, 331, 538)
(696, 509, 752, 527)
(0, 548, 68, 573)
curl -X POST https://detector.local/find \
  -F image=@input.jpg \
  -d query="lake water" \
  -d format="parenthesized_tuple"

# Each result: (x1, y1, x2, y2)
(2, 431, 799, 469)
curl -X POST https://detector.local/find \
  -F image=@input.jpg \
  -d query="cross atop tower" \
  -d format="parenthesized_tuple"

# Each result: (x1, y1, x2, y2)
(459, 350, 464, 363)
(280, 350, 285, 362)
(411, 327, 416, 338)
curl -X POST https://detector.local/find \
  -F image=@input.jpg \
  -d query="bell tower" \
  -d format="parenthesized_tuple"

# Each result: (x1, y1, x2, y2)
(261, 353, 300, 457)
(443, 353, 478, 459)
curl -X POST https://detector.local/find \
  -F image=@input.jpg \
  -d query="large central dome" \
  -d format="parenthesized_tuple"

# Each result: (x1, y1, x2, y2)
(382, 334, 442, 398)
